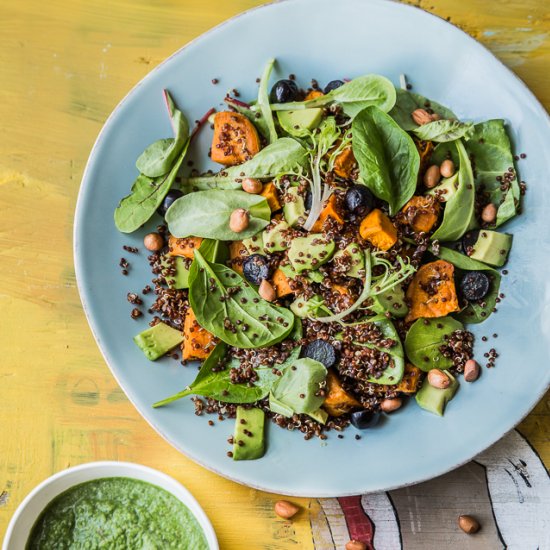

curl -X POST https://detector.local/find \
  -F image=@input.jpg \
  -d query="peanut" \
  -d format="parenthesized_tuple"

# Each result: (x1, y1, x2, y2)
(411, 108, 435, 126)
(458, 514, 481, 534)
(274, 500, 299, 520)
(242, 177, 263, 194)
(428, 369, 451, 389)
(345, 541, 367, 550)
(481, 203, 497, 224)
(463, 359, 480, 382)
(229, 208, 250, 233)
(424, 165, 441, 188)
(380, 397, 403, 413)
(440, 159, 455, 178)
(259, 279, 276, 302)
(143, 232, 164, 251)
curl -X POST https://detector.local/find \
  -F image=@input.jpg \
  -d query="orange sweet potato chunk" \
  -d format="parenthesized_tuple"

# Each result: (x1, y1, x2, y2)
(182, 308, 217, 361)
(211, 111, 260, 166)
(304, 90, 324, 101)
(168, 236, 203, 259)
(311, 194, 344, 232)
(323, 370, 361, 417)
(401, 195, 441, 233)
(396, 364, 423, 394)
(272, 268, 294, 298)
(228, 240, 247, 275)
(359, 209, 398, 251)
(405, 260, 460, 322)
(333, 147, 356, 178)
(260, 182, 281, 211)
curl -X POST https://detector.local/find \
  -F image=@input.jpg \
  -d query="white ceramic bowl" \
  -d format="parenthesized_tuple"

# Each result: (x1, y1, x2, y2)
(2, 461, 219, 550)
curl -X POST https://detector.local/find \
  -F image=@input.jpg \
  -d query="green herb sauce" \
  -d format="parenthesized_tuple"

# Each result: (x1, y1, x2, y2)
(26, 477, 208, 550)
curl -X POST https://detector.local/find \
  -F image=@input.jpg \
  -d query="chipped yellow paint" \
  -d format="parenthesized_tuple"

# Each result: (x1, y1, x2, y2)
(0, 1, 548, 547)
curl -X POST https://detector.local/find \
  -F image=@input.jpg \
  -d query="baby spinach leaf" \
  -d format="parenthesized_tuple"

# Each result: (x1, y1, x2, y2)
(389, 88, 456, 131)
(136, 91, 190, 178)
(182, 137, 308, 190)
(257, 58, 278, 144)
(431, 120, 520, 228)
(114, 151, 186, 233)
(188, 250, 295, 349)
(413, 120, 474, 143)
(431, 140, 475, 242)
(355, 317, 405, 385)
(270, 74, 396, 117)
(404, 316, 464, 371)
(153, 341, 301, 407)
(435, 246, 501, 324)
(352, 106, 420, 214)
(166, 189, 271, 240)
(269, 358, 327, 417)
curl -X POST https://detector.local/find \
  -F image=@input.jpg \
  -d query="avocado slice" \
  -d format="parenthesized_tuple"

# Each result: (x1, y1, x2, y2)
(283, 187, 306, 227)
(232, 406, 265, 460)
(280, 263, 323, 284)
(169, 257, 191, 289)
(288, 234, 335, 273)
(133, 322, 183, 361)
(415, 373, 459, 416)
(470, 230, 512, 267)
(277, 108, 323, 137)
(427, 172, 459, 202)
(332, 243, 365, 278)
(242, 233, 265, 256)
(370, 285, 408, 318)
(263, 220, 290, 253)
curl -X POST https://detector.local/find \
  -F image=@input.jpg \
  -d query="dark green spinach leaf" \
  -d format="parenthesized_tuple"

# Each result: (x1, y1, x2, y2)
(182, 137, 308, 190)
(389, 88, 456, 131)
(404, 316, 464, 371)
(352, 106, 419, 214)
(413, 120, 474, 143)
(166, 189, 271, 240)
(270, 74, 396, 117)
(188, 250, 295, 348)
(114, 151, 186, 233)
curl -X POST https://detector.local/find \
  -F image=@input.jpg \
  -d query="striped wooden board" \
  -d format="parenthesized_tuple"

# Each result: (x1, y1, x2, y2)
(0, 1, 548, 548)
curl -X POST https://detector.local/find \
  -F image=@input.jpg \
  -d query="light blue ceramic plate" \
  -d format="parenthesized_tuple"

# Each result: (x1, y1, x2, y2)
(74, 0, 550, 496)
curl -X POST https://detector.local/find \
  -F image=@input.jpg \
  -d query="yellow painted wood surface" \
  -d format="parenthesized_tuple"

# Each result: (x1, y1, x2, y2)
(0, 1, 548, 548)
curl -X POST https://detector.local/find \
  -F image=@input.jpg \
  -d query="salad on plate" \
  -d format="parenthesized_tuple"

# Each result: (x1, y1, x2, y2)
(114, 59, 520, 460)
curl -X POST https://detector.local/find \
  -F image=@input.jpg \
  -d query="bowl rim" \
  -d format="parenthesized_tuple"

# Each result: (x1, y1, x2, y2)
(2, 461, 219, 550)
(73, 0, 550, 497)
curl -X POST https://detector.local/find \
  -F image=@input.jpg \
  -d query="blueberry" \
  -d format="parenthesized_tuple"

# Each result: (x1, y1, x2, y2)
(460, 271, 491, 301)
(157, 189, 183, 217)
(461, 229, 480, 256)
(242, 254, 271, 286)
(301, 339, 338, 369)
(304, 190, 312, 211)
(324, 80, 345, 94)
(270, 79, 299, 104)
(350, 410, 380, 430)
(345, 185, 375, 214)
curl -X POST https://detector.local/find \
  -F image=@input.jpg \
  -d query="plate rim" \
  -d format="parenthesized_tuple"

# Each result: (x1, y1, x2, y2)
(73, 0, 550, 497)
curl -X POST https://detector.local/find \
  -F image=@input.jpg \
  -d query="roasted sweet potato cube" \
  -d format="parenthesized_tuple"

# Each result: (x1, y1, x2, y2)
(323, 370, 361, 417)
(401, 195, 440, 233)
(272, 268, 294, 298)
(182, 308, 217, 361)
(168, 236, 203, 259)
(396, 364, 423, 394)
(359, 209, 398, 251)
(311, 194, 344, 232)
(333, 147, 356, 178)
(228, 240, 247, 275)
(211, 111, 260, 166)
(260, 182, 281, 211)
(405, 260, 460, 322)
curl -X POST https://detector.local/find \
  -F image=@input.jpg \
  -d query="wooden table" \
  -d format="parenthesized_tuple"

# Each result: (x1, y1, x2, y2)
(1, 1, 548, 548)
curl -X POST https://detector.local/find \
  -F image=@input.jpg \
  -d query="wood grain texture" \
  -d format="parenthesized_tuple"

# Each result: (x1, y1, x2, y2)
(0, 1, 548, 548)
